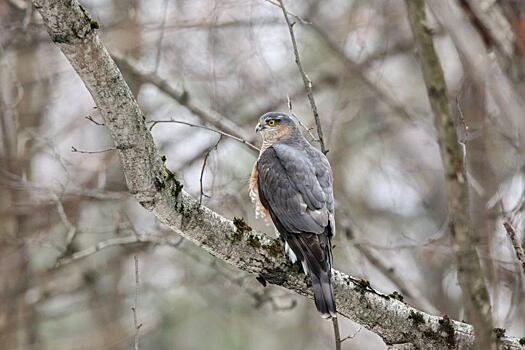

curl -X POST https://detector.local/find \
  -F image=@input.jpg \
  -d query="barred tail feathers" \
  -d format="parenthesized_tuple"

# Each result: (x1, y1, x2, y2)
(285, 231, 336, 318)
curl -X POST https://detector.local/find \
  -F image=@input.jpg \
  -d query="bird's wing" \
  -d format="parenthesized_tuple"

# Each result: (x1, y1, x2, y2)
(257, 143, 337, 317)
(308, 146, 336, 236)
(256, 144, 332, 234)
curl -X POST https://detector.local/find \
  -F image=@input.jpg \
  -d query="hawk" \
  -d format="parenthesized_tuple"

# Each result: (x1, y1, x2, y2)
(250, 112, 336, 318)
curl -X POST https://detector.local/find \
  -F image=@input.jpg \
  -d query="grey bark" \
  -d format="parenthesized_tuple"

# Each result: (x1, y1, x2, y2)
(32, 1, 524, 349)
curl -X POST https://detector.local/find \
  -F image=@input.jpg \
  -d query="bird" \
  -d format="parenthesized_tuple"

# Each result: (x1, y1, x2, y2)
(249, 111, 336, 318)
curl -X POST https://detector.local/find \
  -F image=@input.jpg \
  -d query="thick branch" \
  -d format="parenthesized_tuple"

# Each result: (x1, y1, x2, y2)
(33, 1, 523, 349)
(404, 1, 493, 348)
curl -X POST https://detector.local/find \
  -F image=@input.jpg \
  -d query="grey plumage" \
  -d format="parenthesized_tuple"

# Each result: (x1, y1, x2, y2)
(252, 112, 336, 318)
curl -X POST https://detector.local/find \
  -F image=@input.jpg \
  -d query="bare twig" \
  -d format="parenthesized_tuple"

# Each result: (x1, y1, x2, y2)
(502, 221, 525, 275)
(344, 228, 440, 315)
(455, 94, 470, 148)
(286, 95, 319, 143)
(0, 176, 126, 201)
(85, 115, 105, 126)
(71, 145, 116, 154)
(405, 0, 493, 347)
(199, 136, 222, 205)
(54, 234, 184, 268)
(132, 255, 141, 350)
(263, 0, 311, 25)
(278, 0, 327, 154)
(174, 139, 220, 172)
(455, 93, 485, 197)
(332, 317, 342, 350)
(131, 255, 142, 350)
(341, 326, 362, 343)
(147, 119, 258, 152)
(112, 54, 254, 147)
(141, 17, 283, 31)
(153, 0, 169, 72)
(52, 193, 78, 256)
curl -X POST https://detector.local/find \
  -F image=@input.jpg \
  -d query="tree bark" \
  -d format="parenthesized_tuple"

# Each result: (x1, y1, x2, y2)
(404, 1, 495, 349)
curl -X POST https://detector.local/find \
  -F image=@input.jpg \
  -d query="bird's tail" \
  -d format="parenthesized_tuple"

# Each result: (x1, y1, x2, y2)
(293, 233, 337, 319)
(310, 267, 336, 319)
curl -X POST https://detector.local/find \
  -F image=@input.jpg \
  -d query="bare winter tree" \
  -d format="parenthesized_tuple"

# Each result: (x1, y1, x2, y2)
(1, 0, 525, 349)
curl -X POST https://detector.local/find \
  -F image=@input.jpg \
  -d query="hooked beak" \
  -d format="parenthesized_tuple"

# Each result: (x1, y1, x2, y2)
(255, 123, 265, 134)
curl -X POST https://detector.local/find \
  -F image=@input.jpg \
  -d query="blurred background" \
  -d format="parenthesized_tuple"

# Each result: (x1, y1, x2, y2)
(1, 0, 525, 349)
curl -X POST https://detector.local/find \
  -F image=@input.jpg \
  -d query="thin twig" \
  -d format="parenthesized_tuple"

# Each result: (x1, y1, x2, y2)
(71, 145, 116, 154)
(455, 93, 469, 163)
(199, 135, 222, 205)
(263, 0, 311, 24)
(112, 54, 255, 150)
(132, 255, 141, 350)
(332, 317, 342, 350)
(51, 193, 78, 256)
(502, 221, 525, 275)
(341, 326, 362, 343)
(455, 92, 485, 197)
(278, 0, 327, 154)
(141, 17, 283, 31)
(85, 115, 105, 126)
(343, 227, 440, 315)
(153, 0, 169, 72)
(455, 94, 470, 144)
(54, 234, 184, 268)
(0, 175, 126, 201)
(147, 119, 259, 151)
(286, 95, 319, 143)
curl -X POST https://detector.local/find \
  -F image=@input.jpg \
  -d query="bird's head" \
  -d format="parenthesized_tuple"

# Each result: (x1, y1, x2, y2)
(255, 112, 299, 143)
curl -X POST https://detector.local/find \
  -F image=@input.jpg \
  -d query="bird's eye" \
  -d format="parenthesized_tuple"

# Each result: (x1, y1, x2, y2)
(267, 120, 276, 126)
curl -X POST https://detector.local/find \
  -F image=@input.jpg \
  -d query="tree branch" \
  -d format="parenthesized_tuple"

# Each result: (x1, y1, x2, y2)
(404, 1, 493, 348)
(112, 53, 253, 146)
(132, 255, 141, 350)
(277, 0, 327, 154)
(54, 234, 184, 268)
(344, 227, 440, 315)
(33, 1, 523, 348)
(502, 221, 525, 275)
(147, 119, 258, 152)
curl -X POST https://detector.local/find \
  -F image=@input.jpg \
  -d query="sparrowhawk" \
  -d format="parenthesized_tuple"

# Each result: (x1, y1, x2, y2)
(250, 112, 336, 318)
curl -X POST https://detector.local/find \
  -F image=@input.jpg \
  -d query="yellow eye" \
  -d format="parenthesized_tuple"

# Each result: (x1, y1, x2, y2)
(267, 120, 276, 126)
